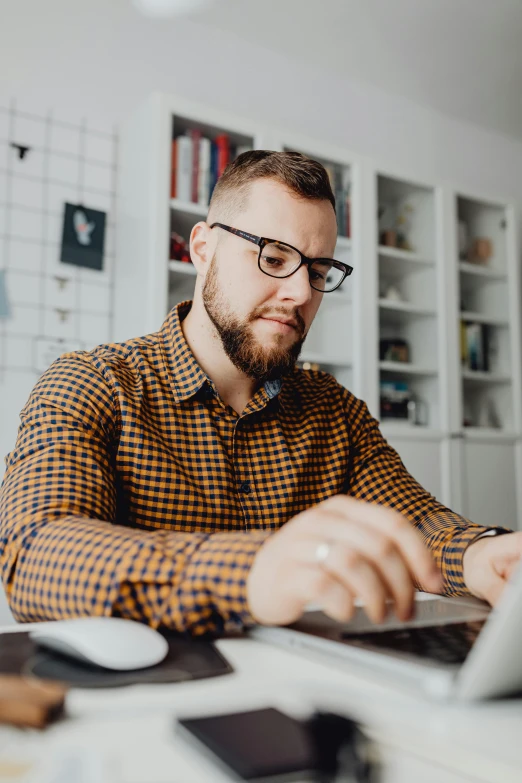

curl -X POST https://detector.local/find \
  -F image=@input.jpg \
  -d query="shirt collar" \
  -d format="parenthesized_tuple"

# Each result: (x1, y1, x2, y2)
(160, 301, 208, 403)
(159, 301, 284, 404)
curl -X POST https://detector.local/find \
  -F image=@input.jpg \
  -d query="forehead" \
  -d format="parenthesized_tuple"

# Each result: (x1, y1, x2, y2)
(237, 178, 337, 256)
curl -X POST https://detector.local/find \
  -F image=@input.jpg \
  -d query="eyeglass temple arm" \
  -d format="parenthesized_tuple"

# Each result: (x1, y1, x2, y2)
(210, 223, 263, 247)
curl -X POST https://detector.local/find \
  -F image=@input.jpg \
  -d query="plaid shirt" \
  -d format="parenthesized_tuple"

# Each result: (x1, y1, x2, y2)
(0, 302, 499, 635)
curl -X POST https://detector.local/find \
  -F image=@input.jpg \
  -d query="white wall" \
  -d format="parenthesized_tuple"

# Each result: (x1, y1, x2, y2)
(2, 1, 522, 204)
(0, 102, 117, 624)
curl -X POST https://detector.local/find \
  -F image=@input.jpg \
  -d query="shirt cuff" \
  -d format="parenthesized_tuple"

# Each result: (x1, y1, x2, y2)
(163, 530, 271, 635)
(442, 525, 512, 596)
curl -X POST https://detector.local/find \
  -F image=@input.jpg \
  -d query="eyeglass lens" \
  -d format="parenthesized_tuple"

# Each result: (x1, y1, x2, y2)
(259, 242, 344, 292)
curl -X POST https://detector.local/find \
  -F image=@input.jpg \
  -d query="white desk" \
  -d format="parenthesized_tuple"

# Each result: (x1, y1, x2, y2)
(1, 620, 521, 783)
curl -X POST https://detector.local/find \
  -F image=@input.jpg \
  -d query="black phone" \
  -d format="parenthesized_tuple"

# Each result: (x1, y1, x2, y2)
(177, 707, 318, 781)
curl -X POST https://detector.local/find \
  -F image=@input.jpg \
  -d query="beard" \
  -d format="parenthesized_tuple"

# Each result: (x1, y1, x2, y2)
(202, 254, 306, 382)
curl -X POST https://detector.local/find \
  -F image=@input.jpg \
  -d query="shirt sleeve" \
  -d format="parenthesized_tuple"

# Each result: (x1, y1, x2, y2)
(0, 354, 269, 635)
(344, 394, 512, 596)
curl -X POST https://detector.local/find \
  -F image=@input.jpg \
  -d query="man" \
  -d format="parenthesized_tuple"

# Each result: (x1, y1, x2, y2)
(1, 151, 520, 635)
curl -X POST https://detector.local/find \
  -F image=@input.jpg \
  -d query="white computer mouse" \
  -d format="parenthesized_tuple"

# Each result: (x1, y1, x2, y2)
(29, 616, 169, 671)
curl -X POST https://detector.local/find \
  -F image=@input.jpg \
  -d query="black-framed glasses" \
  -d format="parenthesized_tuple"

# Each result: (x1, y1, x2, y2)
(209, 223, 353, 293)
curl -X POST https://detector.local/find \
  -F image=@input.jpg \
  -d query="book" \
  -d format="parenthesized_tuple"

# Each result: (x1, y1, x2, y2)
(215, 134, 230, 177)
(170, 140, 177, 199)
(187, 128, 202, 203)
(466, 322, 485, 371)
(175, 135, 193, 203)
(198, 137, 211, 207)
(460, 320, 467, 366)
(209, 140, 219, 202)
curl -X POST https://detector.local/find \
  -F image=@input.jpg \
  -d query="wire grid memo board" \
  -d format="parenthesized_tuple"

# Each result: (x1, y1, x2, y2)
(0, 97, 118, 384)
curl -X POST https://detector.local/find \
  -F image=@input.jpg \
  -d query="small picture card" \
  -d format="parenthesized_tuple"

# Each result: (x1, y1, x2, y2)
(60, 203, 106, 271)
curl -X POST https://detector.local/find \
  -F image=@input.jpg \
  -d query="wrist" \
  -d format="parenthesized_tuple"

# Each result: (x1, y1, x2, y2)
(463, 536, 492, 600)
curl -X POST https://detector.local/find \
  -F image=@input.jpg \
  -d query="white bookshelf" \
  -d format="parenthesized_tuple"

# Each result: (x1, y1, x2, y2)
(455, 194, 522, 436)
(374, 172, 443, 436)
(115, 92, 522, 529)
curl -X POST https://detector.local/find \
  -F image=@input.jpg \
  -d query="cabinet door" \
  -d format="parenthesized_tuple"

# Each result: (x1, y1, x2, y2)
(463, 441, 518, 530)
(385, 436, 443, 503)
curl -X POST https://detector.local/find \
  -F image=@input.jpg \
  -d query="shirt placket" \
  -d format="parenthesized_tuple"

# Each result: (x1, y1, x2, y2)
(233, 416, 253, 527)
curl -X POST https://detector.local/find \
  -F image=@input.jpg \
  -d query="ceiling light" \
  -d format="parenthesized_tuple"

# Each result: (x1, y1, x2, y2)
(132, 0, 216, 17)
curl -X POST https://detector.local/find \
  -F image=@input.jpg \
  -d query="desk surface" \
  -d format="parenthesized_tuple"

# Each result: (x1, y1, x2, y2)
(1, 615, 521, 783)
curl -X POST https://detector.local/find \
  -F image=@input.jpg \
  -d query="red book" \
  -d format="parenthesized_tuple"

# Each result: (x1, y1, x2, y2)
(215, 133, 230, 177)
(170, 140, 177, 199)
(188, 129, 202, 203)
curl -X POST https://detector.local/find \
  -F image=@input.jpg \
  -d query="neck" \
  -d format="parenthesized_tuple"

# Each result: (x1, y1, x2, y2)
(181, 298, 260, 414)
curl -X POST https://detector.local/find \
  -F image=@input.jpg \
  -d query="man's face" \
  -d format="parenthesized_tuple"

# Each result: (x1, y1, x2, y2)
(201, 178, 338, 382)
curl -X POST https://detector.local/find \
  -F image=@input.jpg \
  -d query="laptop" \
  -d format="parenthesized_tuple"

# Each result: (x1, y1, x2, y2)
(250, 562, 522, 701)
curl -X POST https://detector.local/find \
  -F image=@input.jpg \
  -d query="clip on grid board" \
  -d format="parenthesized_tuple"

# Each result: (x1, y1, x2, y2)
(0, 97, 118, 382)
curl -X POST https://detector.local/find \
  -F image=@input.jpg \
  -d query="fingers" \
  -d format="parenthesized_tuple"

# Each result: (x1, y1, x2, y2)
(302, 496, 443, 594)
(325, 527, 415, 621)
(325, 551, 390, 623)
(292, 534, 411, 623)
(317, 577, 357, 624)
(289, 565, 358, 624)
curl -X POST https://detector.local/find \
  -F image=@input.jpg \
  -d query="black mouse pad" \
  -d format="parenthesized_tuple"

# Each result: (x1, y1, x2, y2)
(0, 630, 233, 688)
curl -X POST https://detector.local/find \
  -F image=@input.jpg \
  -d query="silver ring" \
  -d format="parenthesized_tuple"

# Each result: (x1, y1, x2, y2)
(315, 541, 331, 567)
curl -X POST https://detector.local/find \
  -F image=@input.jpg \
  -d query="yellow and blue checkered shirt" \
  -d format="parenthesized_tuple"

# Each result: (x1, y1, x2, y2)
(0, 302, 500, 634)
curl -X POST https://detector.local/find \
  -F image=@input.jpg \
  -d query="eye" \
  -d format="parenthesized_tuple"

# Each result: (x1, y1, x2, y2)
(261, 254, 285, 267)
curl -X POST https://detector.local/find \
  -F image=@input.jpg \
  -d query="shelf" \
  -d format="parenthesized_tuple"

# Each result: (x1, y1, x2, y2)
(168, 260, 197, 276)
(380, 361, 438, 377)
(462, 369, 511, 384)
(170, 198, 208, 216)
(300, 351, 351, 367)
(379, 299, 436, 317)
(378, 246, 433, 266)
(462, 427, 518, 444)
(380, 422, 444, 442)
(458, 262, 506, 281)
(460, 311, 509, 327)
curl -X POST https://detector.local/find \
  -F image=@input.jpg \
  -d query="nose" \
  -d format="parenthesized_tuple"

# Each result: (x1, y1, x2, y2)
(275, 263, 313, 307)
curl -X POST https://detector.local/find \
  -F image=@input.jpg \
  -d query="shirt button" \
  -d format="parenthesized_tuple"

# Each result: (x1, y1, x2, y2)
(239, 481, 251, 494)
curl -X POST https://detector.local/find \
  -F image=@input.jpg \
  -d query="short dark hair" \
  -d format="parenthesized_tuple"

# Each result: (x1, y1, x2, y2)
(208, 150, 336, 221)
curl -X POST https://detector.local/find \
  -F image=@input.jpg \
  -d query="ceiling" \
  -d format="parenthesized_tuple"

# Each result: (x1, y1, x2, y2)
(178, 0, 522, 141)
(3, 0, 522, 141)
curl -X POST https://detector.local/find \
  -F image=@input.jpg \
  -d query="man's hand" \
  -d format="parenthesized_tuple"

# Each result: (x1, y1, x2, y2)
(247, 495, 443, 627)
(463, 532, 522, 606)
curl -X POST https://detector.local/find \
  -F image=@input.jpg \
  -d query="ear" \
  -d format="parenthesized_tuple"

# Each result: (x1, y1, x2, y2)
(189, 222, 213, 275)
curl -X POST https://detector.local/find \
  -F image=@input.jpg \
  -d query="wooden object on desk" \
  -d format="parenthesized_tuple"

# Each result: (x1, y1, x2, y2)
(0, 675, 67, 728)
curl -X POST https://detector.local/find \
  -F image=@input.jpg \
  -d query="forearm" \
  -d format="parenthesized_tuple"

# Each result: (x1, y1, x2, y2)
(1, 511, 270, 634)
(346, 396, 510, 595)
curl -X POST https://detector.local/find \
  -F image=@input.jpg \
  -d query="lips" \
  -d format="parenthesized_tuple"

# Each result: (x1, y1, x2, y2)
(262, 316, 298, 329)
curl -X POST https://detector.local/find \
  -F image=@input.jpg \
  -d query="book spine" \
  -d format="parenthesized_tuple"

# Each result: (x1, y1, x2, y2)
(467, 322, 481, 371)
(175, 135, 193, 203)
(188, 129, 202, 203)
(215, 134, 230, 178)
(170, 140, 177, 199)
(198, 137, 211, 207)
(460, 320, 467, 367)
(209, 141, 218, 202)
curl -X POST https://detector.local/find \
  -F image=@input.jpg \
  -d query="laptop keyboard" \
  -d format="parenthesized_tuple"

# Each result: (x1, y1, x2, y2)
(341, 620, 486, 665)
